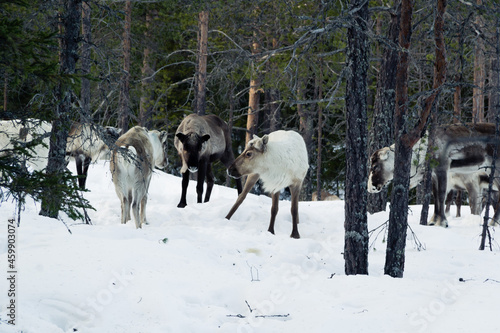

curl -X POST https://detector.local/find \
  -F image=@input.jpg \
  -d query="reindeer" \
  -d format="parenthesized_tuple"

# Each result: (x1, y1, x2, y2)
(0, 119, 52, 171)
(368, 123, 500, 227)
(66, 122, 121, 189)
(110, 126, 168, 228)
(312, 190, 340, 201)
(1, 119, 120, 189)
(444, 173, 497, 217)
(174, 114, 242, 208)
(226, 130, 309, 239)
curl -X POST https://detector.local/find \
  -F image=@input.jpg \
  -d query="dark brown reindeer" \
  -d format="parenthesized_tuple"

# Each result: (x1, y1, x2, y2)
(226, 130, 309, 239)
(175, 114, 242, 208)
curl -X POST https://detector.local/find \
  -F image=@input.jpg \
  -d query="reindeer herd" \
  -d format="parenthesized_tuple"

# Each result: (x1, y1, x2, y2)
(2, 117, 500, 238)
(0, 115, 308, 238)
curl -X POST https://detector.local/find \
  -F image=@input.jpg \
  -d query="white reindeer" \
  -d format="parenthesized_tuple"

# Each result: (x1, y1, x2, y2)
(0, 119, 52, 171)
(0, 119, 120, 189)
(226, 130, 309, 239)
(110, 126, 168, 229)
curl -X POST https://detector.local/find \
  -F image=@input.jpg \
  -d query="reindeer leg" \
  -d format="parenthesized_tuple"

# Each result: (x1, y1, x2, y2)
(431, 168, 448, 227)
(455, 190, 462, 217)
(125, 190, 132, 222)
(268, 192, 280, 235)
(81, 155, 91, 189)
(177, 172, 190, 208)
(139, 194, 147, 227)
(235, 178, 243, 194)
(221, 152, 243, 194)
(289, 184, 301, 239)
(204, 163, 214, 203)
(196, 161, 207, 203)
(226, 173, 259, 220)
(490, 194, 500, 226)
(75, 155, 85, 189)
(121, 193, 130, 225)
(445, 190, 453, 215)
(430, 178, 439, 226)
(131, 194, 141, 229)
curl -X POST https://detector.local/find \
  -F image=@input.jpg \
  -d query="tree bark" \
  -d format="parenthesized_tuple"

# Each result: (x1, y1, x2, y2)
(118, 0, 131, 133)
(385, 0, 447, 277)
(316, 62, 323, 199)
(384, 0, 414, 278)
(367, 2, 400, 214)
(473, 0, 485, 123)
(140, 7, 156, 128)
(297, 78, 313, 201)
(195, 10, 208, 116)
(80, 0, 91, 120)
(344, 0, 369, 276)
(246, 38, 260, 144)
(488, 56, 499, 123)
(3, 72, 7, 113)
(40, 0, 81, 218)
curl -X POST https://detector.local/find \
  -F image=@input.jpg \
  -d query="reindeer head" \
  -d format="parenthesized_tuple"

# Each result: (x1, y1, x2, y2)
(367, 146, 395, 193)
(176, 132, 210, 173)
(228, 134, 269, 178)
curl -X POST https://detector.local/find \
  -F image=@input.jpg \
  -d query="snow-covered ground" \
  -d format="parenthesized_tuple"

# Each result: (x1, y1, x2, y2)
(1, 160, 500, 333)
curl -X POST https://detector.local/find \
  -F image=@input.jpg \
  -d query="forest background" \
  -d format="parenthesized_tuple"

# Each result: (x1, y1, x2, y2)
(1, 0, 500, 276)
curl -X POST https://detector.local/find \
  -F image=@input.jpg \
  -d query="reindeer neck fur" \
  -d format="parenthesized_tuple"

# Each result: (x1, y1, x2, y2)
(147, 130, 167, 169)
(256, 131, 308, 194)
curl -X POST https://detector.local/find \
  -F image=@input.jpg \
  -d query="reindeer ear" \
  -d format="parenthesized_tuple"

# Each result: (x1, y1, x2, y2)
(262, 134, 269, 145)
(105, 127, 121, 140)
(176, 133, 187, 143)
(160, 131, 168, 144)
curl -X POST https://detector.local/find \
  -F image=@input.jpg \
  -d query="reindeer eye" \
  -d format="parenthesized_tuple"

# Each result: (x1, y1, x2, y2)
(245, 151, 253, 158)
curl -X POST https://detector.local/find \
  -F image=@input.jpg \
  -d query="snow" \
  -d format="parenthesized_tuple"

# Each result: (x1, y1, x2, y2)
(1, 160, 500, 333)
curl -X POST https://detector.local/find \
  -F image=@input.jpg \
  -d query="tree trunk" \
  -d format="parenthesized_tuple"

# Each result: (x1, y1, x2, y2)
(367, 2, 400, 214)
(344, 0, 369, 276)
(385, 0, 447, 277)
(226, 80, 236, 187)
(140, 7, 156, 128)
(40, 0, 81, 218)
(80, 0, 91, 121)
(195, 10, 208, 116)
(118, 0, 131, 133)
(473, 0, 485, 123)
(246, 38, 260, 144)
(3, 72, 7, 113)
(480, 18, 500, 250)
(297, 78, 314, 200)
(384, 0, 414, 278)
(316, 62, 324, 199)
(488, 56, 499, 123)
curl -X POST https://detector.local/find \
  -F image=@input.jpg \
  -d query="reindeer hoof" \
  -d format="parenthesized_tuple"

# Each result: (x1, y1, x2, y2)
(177, 202, 187, 208)
(290, 232, 300, 239)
